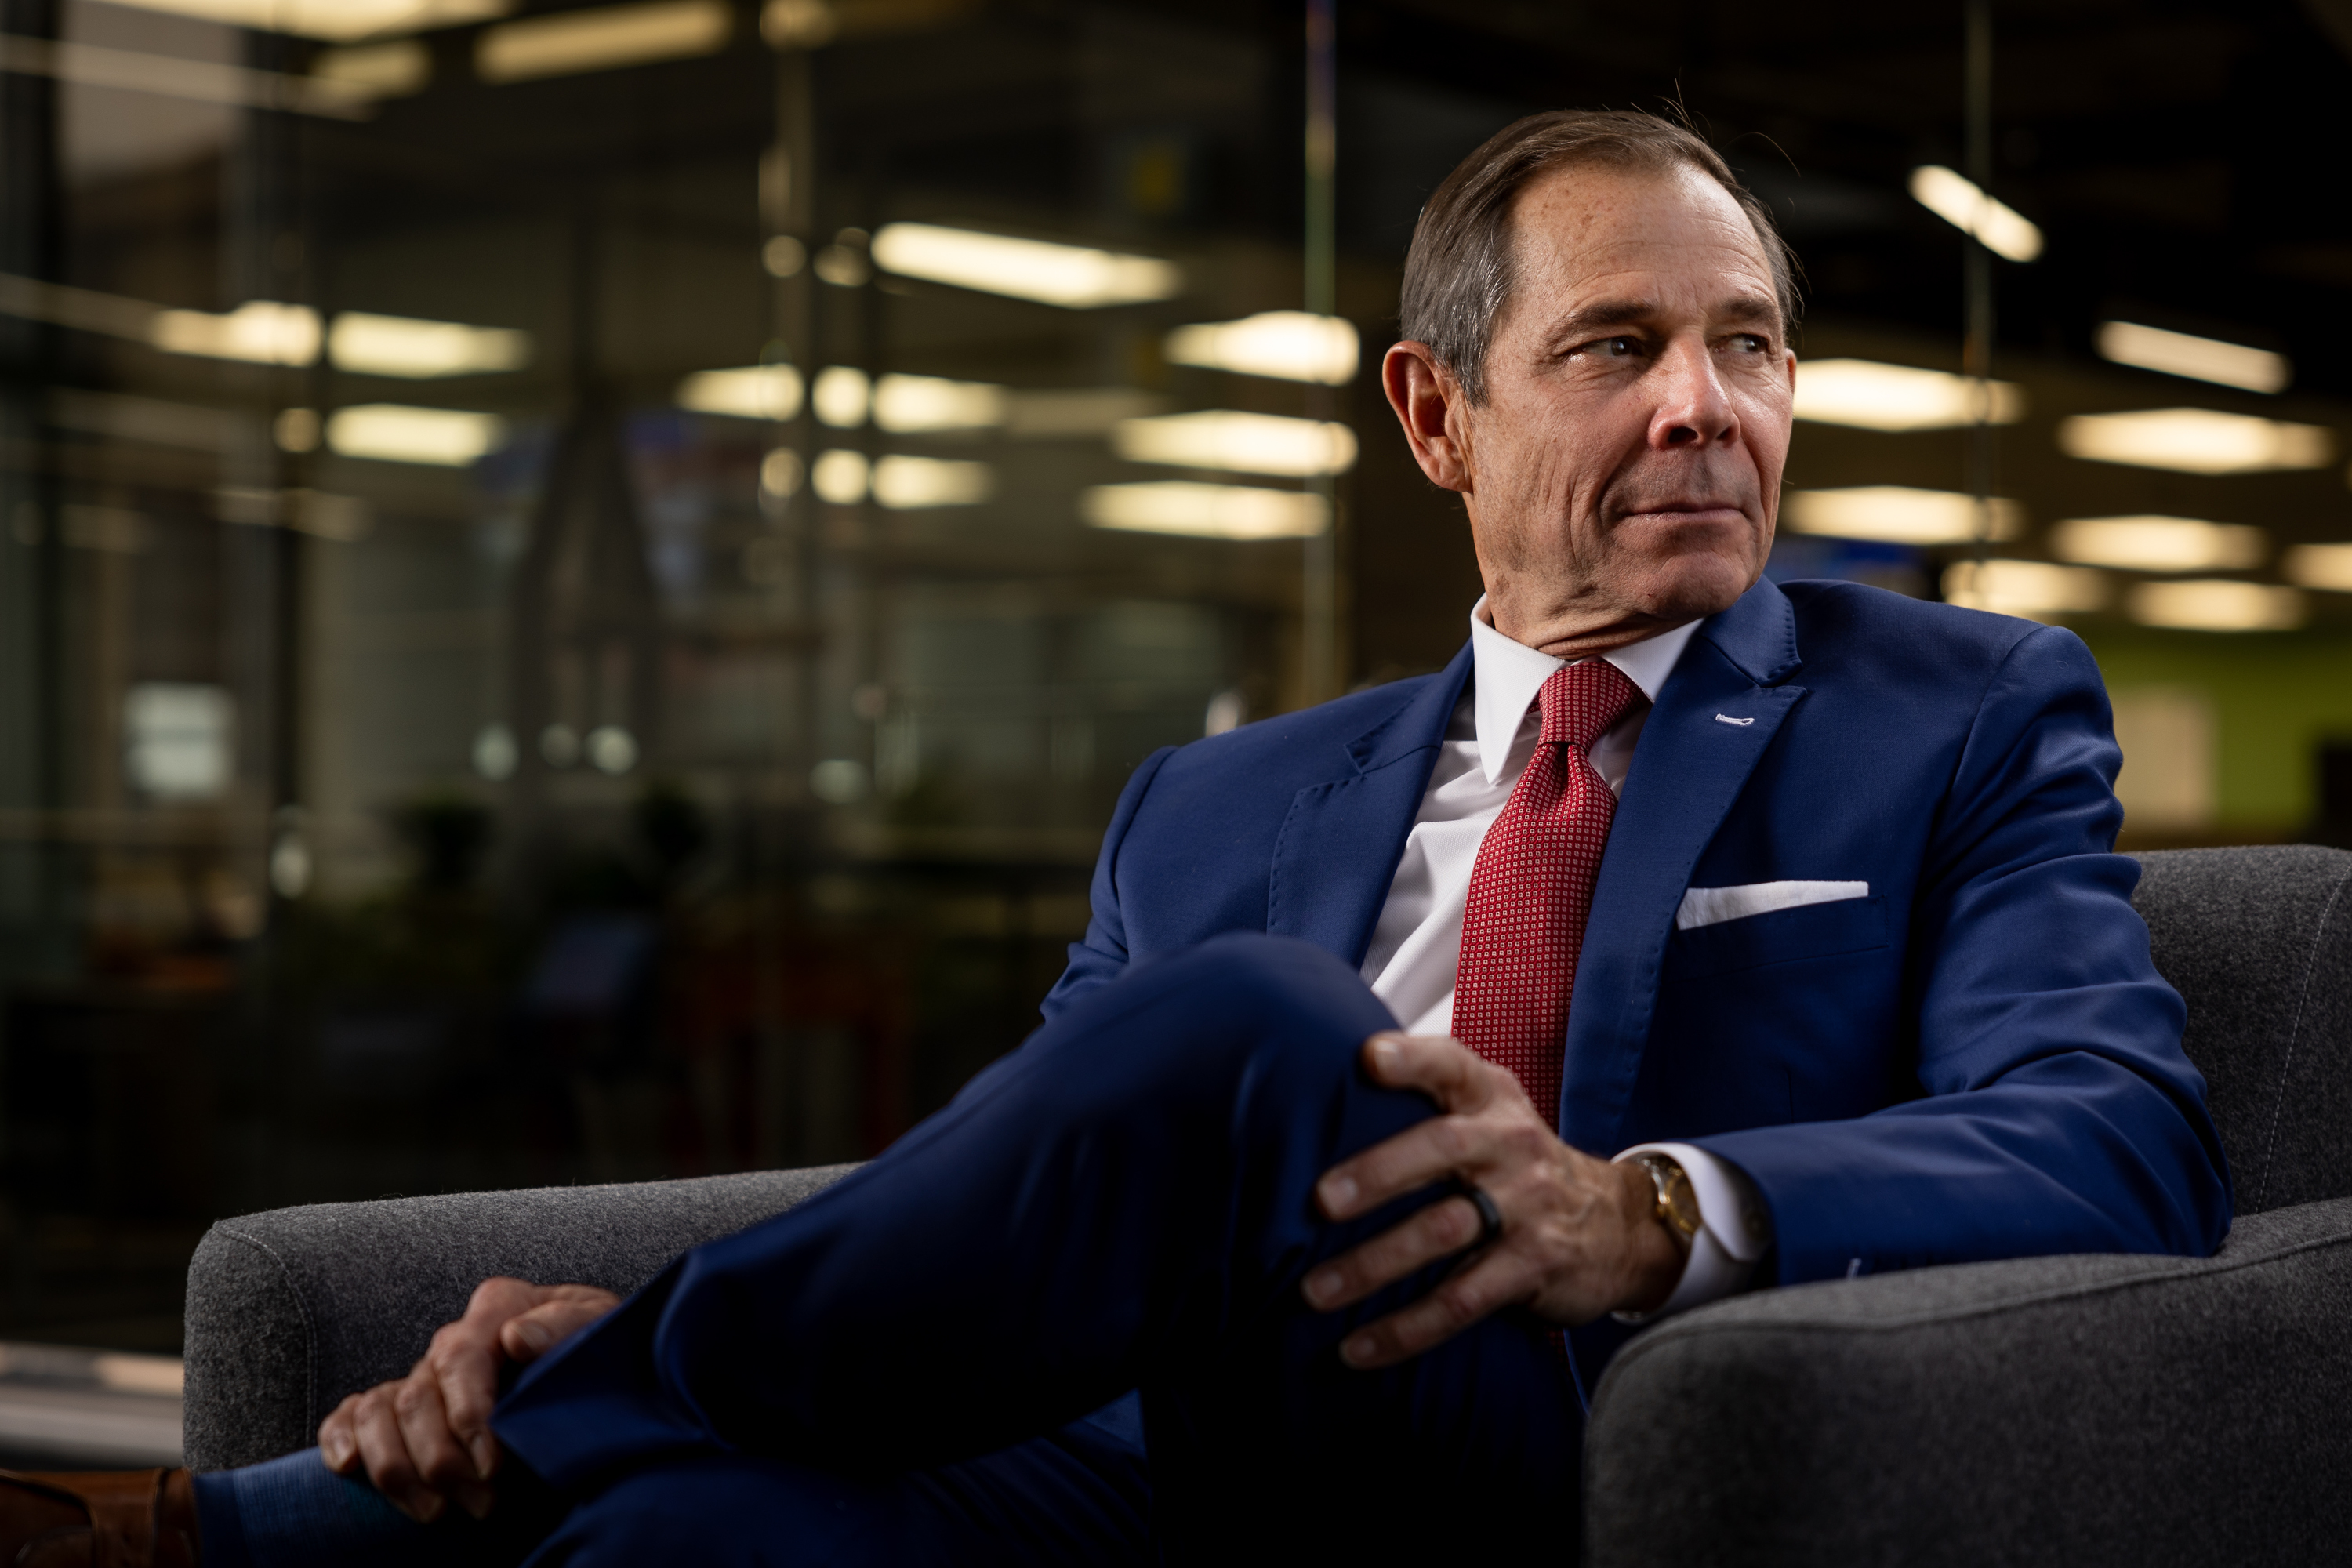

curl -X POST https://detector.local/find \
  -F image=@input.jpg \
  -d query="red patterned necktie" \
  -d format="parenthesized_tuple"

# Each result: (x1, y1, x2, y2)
(1452, 659, 1641, 1128)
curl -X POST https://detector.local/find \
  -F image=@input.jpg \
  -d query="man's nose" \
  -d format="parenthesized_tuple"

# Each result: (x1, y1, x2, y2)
(1646, 338, 1738, 450)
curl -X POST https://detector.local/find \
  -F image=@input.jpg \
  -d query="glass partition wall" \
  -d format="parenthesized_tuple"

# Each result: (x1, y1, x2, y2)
(0, 0, 1399, 1348)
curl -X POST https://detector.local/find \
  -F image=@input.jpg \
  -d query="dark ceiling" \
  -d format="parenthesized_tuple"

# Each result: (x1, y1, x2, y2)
(270, 0, 2352, 405)
(1312, 0, 2352, 395)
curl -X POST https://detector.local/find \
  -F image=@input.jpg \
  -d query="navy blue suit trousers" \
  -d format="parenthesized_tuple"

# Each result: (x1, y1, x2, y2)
(481, 933, 1581, 1563)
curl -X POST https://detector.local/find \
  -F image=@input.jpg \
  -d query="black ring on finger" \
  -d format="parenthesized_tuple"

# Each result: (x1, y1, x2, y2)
(1463, 1183, 1504, 1250)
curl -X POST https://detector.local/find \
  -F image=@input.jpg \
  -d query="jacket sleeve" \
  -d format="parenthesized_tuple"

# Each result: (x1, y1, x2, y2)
(1693, 625, 2234, 1285)
(1039, 746, 1178, 1023)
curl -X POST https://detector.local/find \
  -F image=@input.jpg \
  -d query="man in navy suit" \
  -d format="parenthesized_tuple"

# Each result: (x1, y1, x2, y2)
(2, 110, 2229, 1567)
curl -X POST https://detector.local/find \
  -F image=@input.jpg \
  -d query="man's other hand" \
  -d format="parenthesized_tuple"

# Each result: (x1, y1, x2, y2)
(317, 1278, 620, 1522)
(1301, 1033, 1682, 1369)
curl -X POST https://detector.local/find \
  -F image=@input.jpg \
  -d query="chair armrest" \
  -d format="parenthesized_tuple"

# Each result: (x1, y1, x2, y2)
(1585, 1196, 2352, 1566)
(182, 1165, 858, 1472)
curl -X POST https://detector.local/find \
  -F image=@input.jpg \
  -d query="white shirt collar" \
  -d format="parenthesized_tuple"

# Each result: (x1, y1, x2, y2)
(1467, 597, 1702, 786)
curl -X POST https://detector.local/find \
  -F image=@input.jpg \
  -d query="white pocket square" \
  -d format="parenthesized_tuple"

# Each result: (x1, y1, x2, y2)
(1676, 880, 1871, 931)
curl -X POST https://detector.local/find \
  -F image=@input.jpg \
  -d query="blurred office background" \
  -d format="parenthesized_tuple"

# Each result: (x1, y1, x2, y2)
(3, 0, 2352, 1394)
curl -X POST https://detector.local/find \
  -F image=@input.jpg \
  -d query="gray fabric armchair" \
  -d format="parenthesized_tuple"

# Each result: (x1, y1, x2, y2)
(183, 846, 2352, 1563)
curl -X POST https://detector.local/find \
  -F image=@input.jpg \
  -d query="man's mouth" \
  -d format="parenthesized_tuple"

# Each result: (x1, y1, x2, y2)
(1613, 499, 1750, 524)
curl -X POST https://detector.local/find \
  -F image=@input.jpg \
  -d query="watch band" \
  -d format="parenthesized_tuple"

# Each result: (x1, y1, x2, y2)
(1635, 1153, 1702, 1257)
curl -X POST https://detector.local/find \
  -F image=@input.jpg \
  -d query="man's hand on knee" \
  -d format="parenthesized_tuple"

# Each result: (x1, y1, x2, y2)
(1301, 1033, 1682, 1370)
(317, 1277, 621, 1522)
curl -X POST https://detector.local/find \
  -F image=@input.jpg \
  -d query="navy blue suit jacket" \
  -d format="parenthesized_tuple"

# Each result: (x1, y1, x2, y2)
(1044, 577, 2231, 1342)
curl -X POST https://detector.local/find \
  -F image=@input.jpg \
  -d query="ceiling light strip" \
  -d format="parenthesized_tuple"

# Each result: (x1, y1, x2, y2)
(2096, 321, 2288, 395)
(2056, 409, 2334, 475)
(2049, 515, 2266, 572)
(1164, 312, 1359, 385)
(0, 32, 374, 118)
(870, 223, 1183, 309)
(1083, 481, 1328, 540)
(101, 0, 506, 44)
(1783, 485, 2022, 546)
(2126, 579, 2305, 633)
(477, 0, 733, 84)
(1907, 165, 2043, 263)
(2285, 543, 2352, 593)
(1791, 358, 2025, 432)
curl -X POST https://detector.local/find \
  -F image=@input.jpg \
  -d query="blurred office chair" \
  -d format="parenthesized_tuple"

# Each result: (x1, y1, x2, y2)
(180, 846, 2352, 1564)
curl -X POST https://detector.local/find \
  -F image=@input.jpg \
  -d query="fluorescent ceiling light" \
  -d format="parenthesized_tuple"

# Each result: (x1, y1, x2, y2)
(1082, 481, 1329, 540)
(1908, 165, 2043, 263)
(0, 33, 374, 117)
(328, 312, 529, 378)
(2057, 409, 2334, 474)
(2049, 516, 2265, 572)
(105, 0, 505, 41)
(1942, 559, 2108, 619)
(325, 404, 504, 466)
(2096, 321, 2288, 395)
(873, 373, 1010, 433)
(870, 223, 1183, 308)
(812, 366, 870, 428)
(2127, 579, 2304, 632)
(1112, 410, 1356, 477)
(677, 365, 804, 421)
(2285, 543, 2352, 593)
(150, 300, 321, 365)
(477, 0, 731, 84)
(1791, 358, 2024, 431)
(1782, 485, 2022, 546)
(811, 448, 869, 504)
(311, 41, 430, 97)
(1164, 311, 1359, 385)
(871, 455, 993, 508)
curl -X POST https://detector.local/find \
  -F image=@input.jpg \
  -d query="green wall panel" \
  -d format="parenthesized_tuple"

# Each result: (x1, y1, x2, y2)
(2076, 625, 2352, 832)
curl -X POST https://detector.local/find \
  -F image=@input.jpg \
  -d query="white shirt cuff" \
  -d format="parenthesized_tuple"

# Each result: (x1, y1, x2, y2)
(1610, 1142, 1773, 1321)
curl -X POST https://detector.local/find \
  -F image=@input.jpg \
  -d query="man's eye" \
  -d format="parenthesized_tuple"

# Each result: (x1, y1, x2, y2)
(1727, 333, 1770, 354)
(1584, 336, 1642, 358)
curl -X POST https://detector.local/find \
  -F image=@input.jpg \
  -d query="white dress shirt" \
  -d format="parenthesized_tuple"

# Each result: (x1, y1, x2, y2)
(1357, 599, 1769, 1317)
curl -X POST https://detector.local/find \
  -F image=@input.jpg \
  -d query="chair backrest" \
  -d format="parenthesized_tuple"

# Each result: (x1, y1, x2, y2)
(2132, 845, 2352, 1214)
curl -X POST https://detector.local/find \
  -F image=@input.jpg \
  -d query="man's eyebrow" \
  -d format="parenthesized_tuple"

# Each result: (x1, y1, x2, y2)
(1541, 299, 1659, 348)
(1714, 293, 1783, 330)
(1541, 292, 1784, 350)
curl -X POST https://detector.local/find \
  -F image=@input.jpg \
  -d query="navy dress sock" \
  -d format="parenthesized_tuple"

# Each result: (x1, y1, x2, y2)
(191, 1449, 561, 1568)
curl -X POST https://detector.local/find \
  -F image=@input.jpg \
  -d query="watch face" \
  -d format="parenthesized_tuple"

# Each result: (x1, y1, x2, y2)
(1664, 1171, 1700, 1241)
(1646, 1158, 1700, 1246)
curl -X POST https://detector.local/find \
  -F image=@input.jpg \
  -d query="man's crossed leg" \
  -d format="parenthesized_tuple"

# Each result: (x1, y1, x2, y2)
(49, 935, 1627, 1563)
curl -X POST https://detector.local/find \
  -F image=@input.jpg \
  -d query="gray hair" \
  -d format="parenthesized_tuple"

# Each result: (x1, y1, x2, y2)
(1399, 109, 1801, 403)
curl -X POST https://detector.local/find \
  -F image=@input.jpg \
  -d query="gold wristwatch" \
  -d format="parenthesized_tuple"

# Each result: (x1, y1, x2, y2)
(1635, 1153, 1702, 1258)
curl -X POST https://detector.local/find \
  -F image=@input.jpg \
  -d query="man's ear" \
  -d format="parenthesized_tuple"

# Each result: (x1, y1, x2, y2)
(1382, 341, 1473, 493)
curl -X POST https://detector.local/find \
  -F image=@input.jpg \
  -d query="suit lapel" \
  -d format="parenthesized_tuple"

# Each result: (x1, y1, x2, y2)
(1559, 579, 1807, 1152)
(1267, 643, 1473, 965)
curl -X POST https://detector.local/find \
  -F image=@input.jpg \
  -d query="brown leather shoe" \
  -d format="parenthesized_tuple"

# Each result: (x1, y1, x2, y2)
(0, 1468, 198, 1566)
